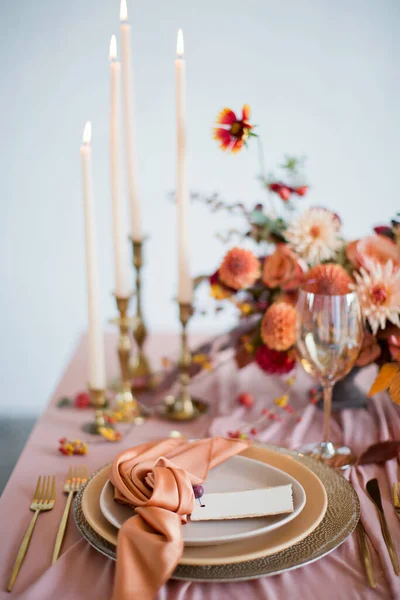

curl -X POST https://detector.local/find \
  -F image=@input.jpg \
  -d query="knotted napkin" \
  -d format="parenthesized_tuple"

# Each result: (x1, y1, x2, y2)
(110, 436, 250, 600)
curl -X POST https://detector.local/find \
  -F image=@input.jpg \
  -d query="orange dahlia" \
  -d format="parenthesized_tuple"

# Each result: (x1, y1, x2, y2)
(213, 105, 254, 153)
(303, 263, 353, 295)
(261, 302, 297, 351)
(219, 247, 261, 290)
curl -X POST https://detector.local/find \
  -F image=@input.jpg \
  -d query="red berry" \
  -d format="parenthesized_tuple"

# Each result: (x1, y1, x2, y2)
(268, 182, 281, 193)
(74, 392, 91, 409)
(228, 430, 241, 439)
(262, 408, 269, 416)
(238, 393, 254, 408)
(279, 187, 291, 202)
(59, 437, 67, 444)
(295, 186, 308, 196)
(250, 428, 258, 435)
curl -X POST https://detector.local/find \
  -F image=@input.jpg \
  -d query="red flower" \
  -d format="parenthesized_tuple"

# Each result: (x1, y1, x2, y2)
(255, 345, 295, 374)
(213, 105, 254, 153)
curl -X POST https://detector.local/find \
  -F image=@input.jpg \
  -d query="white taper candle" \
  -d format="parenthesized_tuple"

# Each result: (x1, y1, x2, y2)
(175, 29, 192, 304)
(120, 0, 142, 241)
(80, 122, 106, 389)
(109, 35, 131, 297)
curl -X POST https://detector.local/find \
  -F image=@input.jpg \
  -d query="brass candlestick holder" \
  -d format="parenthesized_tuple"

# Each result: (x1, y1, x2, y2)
(82, 388, 111, 434)
(129, 238, 153, 391)
(157, 302, 208, 421)
(113, 294, 147, 424)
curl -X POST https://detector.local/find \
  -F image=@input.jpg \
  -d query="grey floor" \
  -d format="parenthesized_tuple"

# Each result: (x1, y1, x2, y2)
(0, 418, 36, 494)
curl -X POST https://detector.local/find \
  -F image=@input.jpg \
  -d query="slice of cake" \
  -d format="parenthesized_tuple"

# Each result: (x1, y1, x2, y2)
(190, 484, 293, 521)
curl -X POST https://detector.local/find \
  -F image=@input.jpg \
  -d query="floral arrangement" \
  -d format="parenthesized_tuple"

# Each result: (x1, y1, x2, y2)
(205, 104, 400, 404)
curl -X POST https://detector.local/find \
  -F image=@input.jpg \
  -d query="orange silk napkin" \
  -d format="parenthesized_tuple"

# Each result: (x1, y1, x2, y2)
(110, 437, 250, 600)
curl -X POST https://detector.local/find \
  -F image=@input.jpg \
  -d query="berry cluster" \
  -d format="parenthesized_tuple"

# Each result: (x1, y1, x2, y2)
(58, 438, 88, 456)
(268, 182, 308, 202)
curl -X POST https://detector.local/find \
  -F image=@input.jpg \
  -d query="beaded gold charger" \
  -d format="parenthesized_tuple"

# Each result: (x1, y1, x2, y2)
(73, 444, 359, 582)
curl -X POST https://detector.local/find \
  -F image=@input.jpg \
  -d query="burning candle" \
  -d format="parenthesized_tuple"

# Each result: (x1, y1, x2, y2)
(80, 122, 106, 389)
(175, 29, 192, 304)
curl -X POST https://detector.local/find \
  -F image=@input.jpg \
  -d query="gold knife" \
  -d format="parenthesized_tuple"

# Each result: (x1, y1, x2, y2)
(356, 521, 376, 588)
(366, 478, 400, 575)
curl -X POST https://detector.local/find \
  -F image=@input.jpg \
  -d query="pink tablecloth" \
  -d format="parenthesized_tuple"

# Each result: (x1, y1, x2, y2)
(1, 333, 400, 600)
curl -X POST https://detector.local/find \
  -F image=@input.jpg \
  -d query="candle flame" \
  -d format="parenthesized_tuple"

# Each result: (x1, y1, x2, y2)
(83, 121, 92, 144)
(109, 35, 118, 60)
(120, 0, 128, 21)
(176, 28, 184, 58)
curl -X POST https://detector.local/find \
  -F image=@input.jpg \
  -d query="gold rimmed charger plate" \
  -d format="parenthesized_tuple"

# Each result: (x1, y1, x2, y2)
(74, 444, 359, 580)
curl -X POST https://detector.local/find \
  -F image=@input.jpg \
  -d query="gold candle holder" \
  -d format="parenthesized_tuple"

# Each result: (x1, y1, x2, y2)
(82, 388, 111, 434)
(129, 238, 153, 391)
(156, 302, 208, 421)
(114, 294, 147, 424)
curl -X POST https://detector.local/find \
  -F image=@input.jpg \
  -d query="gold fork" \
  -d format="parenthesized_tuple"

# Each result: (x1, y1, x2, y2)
(393, 482, 400, 518)
(52, 465, 87, 564)
(8, 475, 56, 592)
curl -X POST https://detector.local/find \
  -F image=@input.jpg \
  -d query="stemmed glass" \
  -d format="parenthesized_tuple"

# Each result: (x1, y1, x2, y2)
(296, 288, 364, 465)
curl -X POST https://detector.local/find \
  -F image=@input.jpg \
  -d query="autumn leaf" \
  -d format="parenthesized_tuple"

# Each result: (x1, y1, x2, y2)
(357, 441, 400, 465)
(368, 363, 400, 397)
(389, 370, 400, 405)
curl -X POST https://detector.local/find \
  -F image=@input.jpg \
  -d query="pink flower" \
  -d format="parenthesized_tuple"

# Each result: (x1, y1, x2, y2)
(352, 260, 400, 334)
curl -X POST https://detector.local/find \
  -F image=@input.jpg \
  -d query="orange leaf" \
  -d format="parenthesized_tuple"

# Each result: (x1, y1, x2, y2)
(389, 371, 400, 405)
(368, 363, 400, 397)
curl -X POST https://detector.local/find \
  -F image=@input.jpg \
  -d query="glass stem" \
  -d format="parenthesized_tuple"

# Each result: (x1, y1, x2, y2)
(322, 385, 333, 443)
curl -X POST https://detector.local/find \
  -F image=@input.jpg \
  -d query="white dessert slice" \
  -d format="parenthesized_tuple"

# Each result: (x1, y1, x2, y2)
(190, 484, 293, 521)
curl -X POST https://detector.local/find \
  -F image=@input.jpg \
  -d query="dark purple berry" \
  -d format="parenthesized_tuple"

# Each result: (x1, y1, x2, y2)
(193, 485, 204, 499)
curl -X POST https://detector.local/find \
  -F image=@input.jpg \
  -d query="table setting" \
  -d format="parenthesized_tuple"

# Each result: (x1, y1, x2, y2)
(1, 0, 400, 599)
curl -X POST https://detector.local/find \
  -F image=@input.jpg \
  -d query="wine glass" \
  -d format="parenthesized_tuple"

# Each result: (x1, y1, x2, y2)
(296, 288, 363, 465)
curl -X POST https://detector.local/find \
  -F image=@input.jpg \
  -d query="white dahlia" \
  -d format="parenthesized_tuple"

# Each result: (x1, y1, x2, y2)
(284, 208, 343, 266)
(352, 260, 400, 334)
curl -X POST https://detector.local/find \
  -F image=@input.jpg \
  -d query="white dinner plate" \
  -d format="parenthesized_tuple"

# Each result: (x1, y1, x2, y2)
(100, 455, 306, 546)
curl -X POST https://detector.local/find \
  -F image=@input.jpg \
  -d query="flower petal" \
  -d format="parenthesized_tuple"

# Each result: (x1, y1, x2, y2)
(242, 104, 251, 121)
(213, 127, 232, 149)
(231, 138, 244, 153)
(216, 108, 237, 125)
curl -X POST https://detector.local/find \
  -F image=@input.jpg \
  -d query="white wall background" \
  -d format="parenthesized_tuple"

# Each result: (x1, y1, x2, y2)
(0, 0, 398, 416)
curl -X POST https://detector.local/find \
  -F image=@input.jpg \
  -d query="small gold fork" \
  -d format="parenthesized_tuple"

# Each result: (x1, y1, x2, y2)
(52, 465, 87, 564)
(393, 482, 400, 518)
(8, 475, 56, 592)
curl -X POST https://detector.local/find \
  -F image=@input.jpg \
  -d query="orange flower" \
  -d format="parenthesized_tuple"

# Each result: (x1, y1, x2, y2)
(219, 247, 261, 290)
(262, 245, 303, 291)
(261, 302, 297, 351)
(303, 263, 353, 295)
(346, 235, 400, 271)
(356, 332, 381, 367)
(213, 105, 254, 153)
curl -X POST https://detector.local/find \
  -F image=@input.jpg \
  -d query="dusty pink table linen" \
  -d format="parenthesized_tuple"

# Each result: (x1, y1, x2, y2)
(0, 332, 399, 600)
